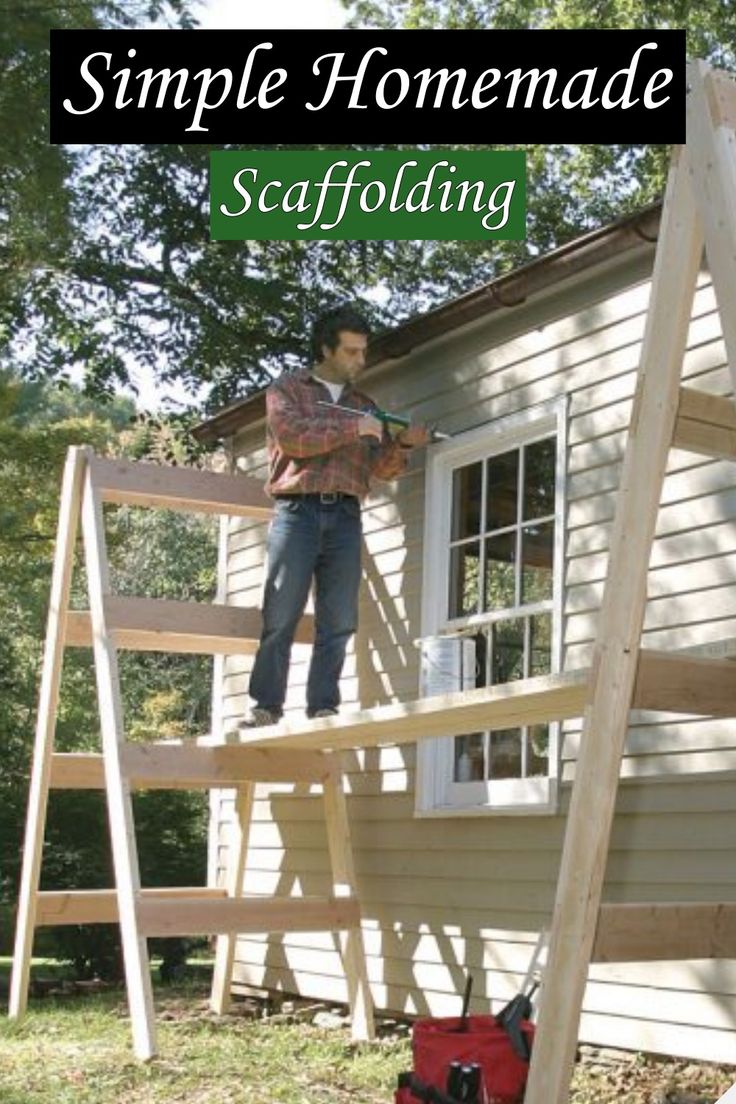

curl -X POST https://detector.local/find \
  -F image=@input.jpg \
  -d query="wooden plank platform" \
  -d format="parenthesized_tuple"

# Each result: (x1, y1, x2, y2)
(65, 595, 313, 654)
(232, 668, 592, 751)
(136, 895, 361, 937)
(229, 651, 736, 754)
(673, 387, 736, 461)
(49, 746, 330, 789)
(89, 455, 272, 519)
(47, 648, 735, 793)
(593, 903, 736, 962)
(36, 887, 227, 926)
(635, 649, 736, 716)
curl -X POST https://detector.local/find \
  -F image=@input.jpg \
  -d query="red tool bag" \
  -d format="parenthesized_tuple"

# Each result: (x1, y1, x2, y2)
(394, 1012, 535, 1104)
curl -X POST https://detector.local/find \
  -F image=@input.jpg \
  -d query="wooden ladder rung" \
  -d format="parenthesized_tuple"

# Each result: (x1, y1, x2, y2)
(64, 595, 313, 654)
(592, 903, 736, 962)
(49, 753, 107, 789)
(49, 746, 330, 789)
(36, 887, 227, 926)
(136, 895, 362, 937)
(235, 668, 592, 751)
(89, 454, 273, 519)
(635, 649, 736, 716)
(672, 386, 736, 461)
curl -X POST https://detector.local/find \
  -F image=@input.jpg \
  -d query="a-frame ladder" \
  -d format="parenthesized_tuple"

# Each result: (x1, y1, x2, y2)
(9, 446, 374, 1059)
(524, 60, 736, 1104)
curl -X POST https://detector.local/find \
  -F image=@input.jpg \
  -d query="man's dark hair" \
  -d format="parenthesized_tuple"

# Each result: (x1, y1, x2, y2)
(311, 305, 371, 362)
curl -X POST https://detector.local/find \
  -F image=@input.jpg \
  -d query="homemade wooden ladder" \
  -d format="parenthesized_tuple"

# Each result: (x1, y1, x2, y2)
(8, 446, 374, 1060)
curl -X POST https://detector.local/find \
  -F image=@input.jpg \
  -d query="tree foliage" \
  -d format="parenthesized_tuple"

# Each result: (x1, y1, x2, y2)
(0, 374, 216, 975)
(5, 2, 735, 412)
(345, 0, 736, 283)
(0, 3, 191, 380)
(347, 0, 736, 57)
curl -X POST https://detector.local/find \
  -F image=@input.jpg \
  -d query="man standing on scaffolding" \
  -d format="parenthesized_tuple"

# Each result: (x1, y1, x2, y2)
(242, 304, 429, 727)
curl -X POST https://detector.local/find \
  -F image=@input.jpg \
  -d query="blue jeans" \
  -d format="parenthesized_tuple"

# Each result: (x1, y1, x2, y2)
(249, 496, 362, 716)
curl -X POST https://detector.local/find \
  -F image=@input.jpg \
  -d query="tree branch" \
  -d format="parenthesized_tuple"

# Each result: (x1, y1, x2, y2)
(1, 532, 55, 543)
(71, 257, 261, 347)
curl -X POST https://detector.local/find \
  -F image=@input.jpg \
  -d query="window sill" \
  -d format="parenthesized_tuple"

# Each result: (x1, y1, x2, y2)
(414, 777, 558, 818)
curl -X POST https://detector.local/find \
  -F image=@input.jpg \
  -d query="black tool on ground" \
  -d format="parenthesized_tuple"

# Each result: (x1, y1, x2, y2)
(494, 980, 539, 1061)
(316, 400, 450, 442)
(398, 1056, 484, 1104)
(446, 1061, 463, 1098)
(397, 1071, 465, 1104)
(457, 1063, 482, 1103)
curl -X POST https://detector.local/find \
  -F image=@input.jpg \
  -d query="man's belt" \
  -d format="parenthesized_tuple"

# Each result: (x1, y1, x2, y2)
(274, 492, 359, 505)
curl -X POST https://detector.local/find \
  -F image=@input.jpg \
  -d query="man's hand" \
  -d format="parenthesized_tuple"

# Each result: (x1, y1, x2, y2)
(357, 413, 383, 440)
(397, 423, 431, 448)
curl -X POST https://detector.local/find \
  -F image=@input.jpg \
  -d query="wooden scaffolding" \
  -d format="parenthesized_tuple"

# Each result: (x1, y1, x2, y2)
(8, 446, 374, 1060)
(8, 56, 736, 1101)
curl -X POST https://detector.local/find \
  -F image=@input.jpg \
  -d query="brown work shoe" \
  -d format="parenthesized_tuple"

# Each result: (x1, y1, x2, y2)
(240, 707, 281, 728)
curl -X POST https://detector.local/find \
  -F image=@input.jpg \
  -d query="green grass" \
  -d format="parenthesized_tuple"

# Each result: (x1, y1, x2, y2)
(1, 963, 733, 1103)
(0, 962, 409, 1104)
(0, 988, 409, 1103)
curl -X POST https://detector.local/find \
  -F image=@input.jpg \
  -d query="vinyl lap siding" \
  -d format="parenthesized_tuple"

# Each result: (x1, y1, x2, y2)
(215, 254, 736, 1063)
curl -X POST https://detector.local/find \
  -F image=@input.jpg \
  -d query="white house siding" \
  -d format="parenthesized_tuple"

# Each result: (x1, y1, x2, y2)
(213, 244, 736, 1064)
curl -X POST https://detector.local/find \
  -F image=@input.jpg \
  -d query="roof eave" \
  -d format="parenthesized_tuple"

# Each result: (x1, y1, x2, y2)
(192, 201, 661, 444)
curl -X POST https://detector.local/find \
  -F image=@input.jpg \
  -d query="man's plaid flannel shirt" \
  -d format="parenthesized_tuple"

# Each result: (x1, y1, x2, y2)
(264, 369, 410, 499)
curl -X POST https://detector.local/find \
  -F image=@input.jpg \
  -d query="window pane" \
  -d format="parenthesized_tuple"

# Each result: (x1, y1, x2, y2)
(527, 725, 549, 777)
(486, 450, 519, 531)
(452, 462, 482, 540)
(484, 531, 516, 611)
(473, 630, 488, 687)
(529, 613, 552, 676)
(521, 521, 554, 604)
(454, 733, 485, 781)
(491, 618, 524, 683)
(489, 728, 522, 779)
(523, 438, 556, 520)
(449, 542, 480, 617)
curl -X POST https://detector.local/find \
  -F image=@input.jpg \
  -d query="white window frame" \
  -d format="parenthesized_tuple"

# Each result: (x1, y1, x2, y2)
(415, 397, 568, 818)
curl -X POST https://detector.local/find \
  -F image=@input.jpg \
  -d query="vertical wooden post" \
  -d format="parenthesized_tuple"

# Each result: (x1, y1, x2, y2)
(524, 150, 705, 1104)
(207, 514, 230, 890)
(80, 465, 157, 1061)
(209, 780, 256, 1014)
(322, 754, 374, 1042)
(9, 447, 87, 1018)
(684, 61, 736, 396)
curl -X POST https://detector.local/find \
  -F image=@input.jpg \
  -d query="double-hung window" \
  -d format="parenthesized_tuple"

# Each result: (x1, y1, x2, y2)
(416, 399, 567, 815)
